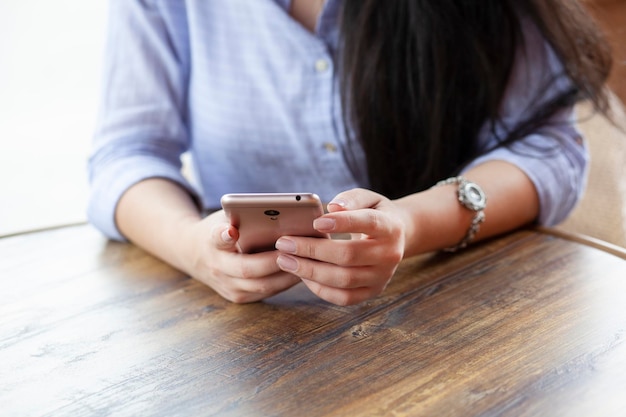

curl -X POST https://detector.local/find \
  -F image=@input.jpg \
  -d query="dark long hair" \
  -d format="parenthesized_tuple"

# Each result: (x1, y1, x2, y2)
(339, 0, 611, 199)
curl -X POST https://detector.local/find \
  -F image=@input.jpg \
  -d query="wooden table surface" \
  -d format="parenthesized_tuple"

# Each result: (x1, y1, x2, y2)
(1, 225, 625, 417)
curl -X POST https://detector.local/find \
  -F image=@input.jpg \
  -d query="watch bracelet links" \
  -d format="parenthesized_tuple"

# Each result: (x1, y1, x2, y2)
(433, 176, 486, 252)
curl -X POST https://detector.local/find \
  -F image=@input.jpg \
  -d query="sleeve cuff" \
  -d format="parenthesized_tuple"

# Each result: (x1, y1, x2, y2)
(463, 129, 588, 227)
(87, 156, 200, 241)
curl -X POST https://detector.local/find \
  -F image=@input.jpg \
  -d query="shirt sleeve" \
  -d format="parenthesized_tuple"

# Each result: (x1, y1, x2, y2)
(87, 0, 197, 241)
(463, 19, 588, 227)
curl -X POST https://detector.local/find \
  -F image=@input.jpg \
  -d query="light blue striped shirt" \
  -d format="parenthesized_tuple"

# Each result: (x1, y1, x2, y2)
(88, 0, 588, 241)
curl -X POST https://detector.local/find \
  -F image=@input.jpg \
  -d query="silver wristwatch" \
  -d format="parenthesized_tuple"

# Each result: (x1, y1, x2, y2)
(434, 176, 487, 252)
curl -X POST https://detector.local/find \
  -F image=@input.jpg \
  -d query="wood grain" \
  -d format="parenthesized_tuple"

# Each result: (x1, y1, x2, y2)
(1, 225, 625, 416)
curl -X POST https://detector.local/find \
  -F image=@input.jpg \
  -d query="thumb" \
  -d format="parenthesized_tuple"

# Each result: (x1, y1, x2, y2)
(214, 224, 240, 251)
(327, 188, 386, 213)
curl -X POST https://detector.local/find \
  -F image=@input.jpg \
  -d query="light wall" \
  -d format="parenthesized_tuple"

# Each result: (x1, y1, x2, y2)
(0, 0, 108, 236)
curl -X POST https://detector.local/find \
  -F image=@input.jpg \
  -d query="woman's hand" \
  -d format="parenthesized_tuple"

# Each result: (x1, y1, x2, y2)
(274, 188, 408, 306)
(182, 210, 301, 303)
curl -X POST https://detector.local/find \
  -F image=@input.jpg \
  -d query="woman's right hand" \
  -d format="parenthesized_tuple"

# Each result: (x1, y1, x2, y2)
(115, 179, 299, 303)
(181, 210, 301, 303)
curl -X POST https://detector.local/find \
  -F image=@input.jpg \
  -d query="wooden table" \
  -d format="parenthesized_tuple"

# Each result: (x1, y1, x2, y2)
(1, 225, 625, 417)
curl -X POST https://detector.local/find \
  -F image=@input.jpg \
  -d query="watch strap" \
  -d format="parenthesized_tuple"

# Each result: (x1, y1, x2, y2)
(434, 176, 486, 252)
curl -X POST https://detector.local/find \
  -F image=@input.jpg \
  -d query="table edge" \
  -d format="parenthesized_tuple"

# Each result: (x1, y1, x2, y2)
(535, 226, 626, 260)
(0, 221, 89, 240)
(4, 222, 625, 263)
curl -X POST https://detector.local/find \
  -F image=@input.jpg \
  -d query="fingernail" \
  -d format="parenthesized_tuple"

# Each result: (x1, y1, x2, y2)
(277, 255, 298, 272)
(221, 229, 234, 243)
(275, 238, 296, 253)
(313, 217, 336, 232)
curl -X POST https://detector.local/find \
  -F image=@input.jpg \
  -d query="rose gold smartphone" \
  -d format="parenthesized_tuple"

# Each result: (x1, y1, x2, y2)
(220, 193, 329, 253)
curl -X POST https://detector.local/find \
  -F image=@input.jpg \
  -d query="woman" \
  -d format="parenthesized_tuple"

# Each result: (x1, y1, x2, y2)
(88, 0, 610, 305)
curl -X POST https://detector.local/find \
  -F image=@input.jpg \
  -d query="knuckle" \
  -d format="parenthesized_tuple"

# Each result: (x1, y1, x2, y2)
(367, 210, 380, 228)
(337, 247, 358, 266)
(365, 209, 386, 234)
(298, 261, 314, 279)
(334, 296, 352, 307)
(337, 291, 363, 306)
(238, 261, 256, 279)
(254, 280, 277, 296)
(207, 264, 222, 280)
(373, 238, 403, 266)
(384, 246, 404, 265)
(255, 282, 269, 295)
(323, 288, 352, 306)
(229, 294, 247, 304)
(335, 269, 359, 289)
(305, 242, 317, 259)
(223, 289, 250, 304)
(331, 274, 349, 290)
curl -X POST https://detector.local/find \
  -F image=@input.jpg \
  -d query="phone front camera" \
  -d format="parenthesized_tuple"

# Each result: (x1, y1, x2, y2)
(295, 195, 301, 201)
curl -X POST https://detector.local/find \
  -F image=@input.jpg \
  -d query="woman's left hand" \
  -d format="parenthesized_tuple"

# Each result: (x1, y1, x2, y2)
(275, 188, 408, 306)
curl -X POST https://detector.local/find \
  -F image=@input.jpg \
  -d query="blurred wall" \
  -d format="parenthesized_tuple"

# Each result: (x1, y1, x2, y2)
(0, 1, 108, 236)
(583, 0, 626, 104)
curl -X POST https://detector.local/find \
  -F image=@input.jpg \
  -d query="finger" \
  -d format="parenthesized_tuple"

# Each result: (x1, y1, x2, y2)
(300, 278, 383, 306)
(211, 223, 240, 251)
(204, 210, 240, 251)
(196, 255, 294, 302)
(276, 236, 401, 267)
(218, 250, 283, 280)
(327, 188, 386, 212)
(276, 253, 384, 288)
(314, 209, 397, 239)
(226, 271, 301, 301)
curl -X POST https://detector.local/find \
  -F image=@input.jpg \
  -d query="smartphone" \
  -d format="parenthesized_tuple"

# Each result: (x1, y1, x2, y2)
(220, 193, 329, 253)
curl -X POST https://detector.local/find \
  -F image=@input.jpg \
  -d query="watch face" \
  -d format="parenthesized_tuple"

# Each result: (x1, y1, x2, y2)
(460, 182, 487, 211)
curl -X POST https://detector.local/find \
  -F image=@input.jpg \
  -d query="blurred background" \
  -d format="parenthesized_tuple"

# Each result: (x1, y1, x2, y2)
(0, 0, 624, 244)
(0, 0, 107, 236)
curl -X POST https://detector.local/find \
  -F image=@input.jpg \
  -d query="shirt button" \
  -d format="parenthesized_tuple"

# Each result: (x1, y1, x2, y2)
(315, 58, 330, 73)
(323, 142, 338, 153)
